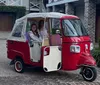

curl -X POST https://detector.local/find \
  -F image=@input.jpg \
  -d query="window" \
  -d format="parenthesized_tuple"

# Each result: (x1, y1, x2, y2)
(51, 18, 61, 34)
(62, 19, 88, 37)
(12, 22, 24, 37)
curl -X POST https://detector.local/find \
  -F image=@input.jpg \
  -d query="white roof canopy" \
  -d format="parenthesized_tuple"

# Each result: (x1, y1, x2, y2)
(16, 12, 78, 22)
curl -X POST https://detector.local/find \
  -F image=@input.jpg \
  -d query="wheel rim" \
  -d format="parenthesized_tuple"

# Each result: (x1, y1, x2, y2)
(15, 61, 22, 72)
(83, 68, 94, 80)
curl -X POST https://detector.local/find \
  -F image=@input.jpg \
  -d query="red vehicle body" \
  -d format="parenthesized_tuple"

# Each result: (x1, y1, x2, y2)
(7, 12, 97, 82)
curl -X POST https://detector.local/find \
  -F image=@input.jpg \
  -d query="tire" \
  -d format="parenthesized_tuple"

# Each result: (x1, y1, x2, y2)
(14, 59, 25, 73)
(81, 67, 97, 82)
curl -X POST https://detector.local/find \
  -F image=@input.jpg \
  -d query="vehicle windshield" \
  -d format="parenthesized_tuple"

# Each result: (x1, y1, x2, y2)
(62, 19, 88, 36)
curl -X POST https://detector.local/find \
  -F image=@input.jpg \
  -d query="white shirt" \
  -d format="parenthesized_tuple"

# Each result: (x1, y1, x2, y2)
(39, 28, 48, 39)
(28, 31, 43, 42)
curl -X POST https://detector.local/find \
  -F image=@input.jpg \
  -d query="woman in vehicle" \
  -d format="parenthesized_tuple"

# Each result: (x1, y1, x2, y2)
(28, 23, 42, 62)
(38, 20, 48, 39)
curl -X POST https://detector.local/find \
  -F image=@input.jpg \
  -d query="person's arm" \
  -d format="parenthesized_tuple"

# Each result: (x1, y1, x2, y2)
(29, 31, 42, 42)
(44, 29, 48, 37)
(40, 29, 48, 39)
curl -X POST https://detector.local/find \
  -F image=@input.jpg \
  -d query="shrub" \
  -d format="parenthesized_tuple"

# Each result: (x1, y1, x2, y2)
(0, 6, 26, 18)
(92, 38, 100, 67)
(92, 48, 100, 67)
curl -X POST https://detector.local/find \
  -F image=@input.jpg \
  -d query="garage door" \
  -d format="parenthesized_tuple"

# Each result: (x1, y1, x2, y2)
(0, 13, 14, 31)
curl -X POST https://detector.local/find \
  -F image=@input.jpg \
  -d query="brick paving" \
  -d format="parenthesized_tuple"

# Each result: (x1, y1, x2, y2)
(0, 37, 100, 84)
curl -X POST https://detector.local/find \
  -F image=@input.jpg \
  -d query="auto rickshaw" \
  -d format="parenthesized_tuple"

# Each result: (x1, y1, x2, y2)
(7, 12, 97, 82)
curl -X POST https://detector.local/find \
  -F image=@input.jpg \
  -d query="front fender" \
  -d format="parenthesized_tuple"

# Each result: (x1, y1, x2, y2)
(78, 52, 96, 67)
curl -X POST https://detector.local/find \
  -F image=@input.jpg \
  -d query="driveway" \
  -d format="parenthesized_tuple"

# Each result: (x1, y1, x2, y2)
(0, 40, 100, 85)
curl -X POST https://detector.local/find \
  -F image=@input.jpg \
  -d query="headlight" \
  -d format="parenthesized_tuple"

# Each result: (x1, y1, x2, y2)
(70, 45, 80, 53)
(90, 43, 93, 50)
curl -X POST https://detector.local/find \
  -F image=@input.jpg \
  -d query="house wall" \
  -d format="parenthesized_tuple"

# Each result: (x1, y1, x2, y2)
(84, 0, 96, 42)
(46, 0, 97, 42)
(22, 0, 29, 10)
(75, 6, 85, 25)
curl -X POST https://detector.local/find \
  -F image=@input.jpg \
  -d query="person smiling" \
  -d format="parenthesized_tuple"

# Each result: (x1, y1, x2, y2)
(29, 23, 43, 42)
(28, 23, 42, 62)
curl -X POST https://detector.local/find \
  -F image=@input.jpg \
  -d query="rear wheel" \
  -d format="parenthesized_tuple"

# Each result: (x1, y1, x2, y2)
(14, 59, 25, 73)
(81, 67, 97, 82)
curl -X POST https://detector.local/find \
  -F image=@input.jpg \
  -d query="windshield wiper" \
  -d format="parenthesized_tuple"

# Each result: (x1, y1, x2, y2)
(69, 20, 80, 36)
(64, 22, 76, 35)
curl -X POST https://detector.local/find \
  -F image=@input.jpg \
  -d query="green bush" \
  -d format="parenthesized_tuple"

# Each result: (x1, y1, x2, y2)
(51, 28, 60, 34)
(0, 6, 26, 18)
(92, 38, 100, 67)
(92, 48, 100, 67)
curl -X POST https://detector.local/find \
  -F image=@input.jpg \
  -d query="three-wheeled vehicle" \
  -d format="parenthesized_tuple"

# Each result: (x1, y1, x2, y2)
(7, 12, 97, 82)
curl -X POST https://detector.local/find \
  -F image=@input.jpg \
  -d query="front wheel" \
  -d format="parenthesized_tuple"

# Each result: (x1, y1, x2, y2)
(14, 59, 25, 73)
(81, 67, 97, 82)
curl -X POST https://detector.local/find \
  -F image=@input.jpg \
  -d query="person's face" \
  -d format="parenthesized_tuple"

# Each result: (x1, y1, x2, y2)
(32, 25, 36, 32)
